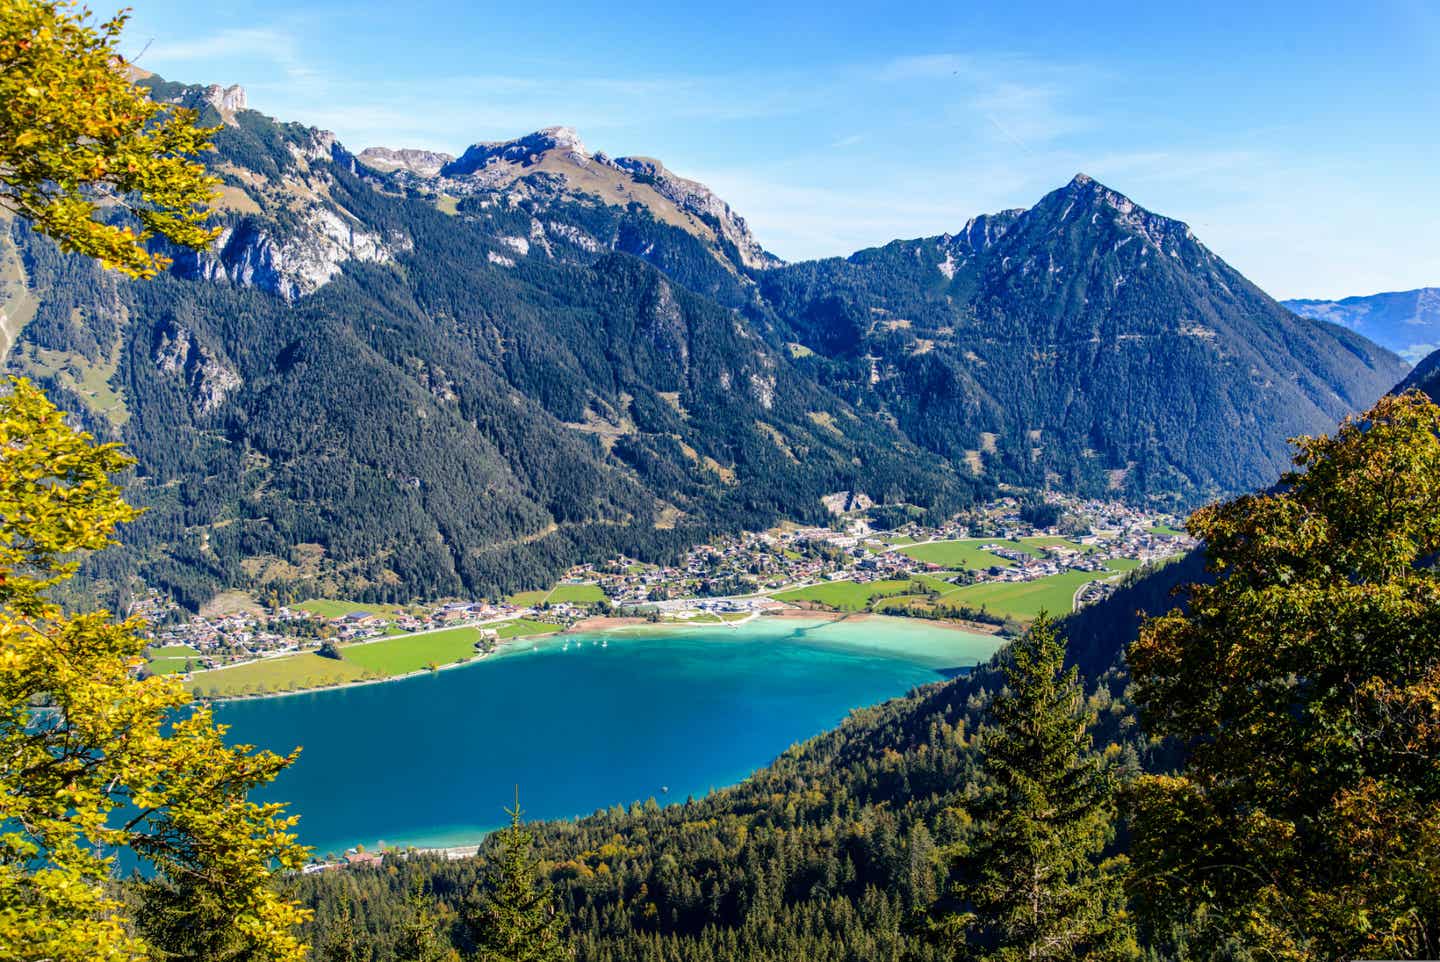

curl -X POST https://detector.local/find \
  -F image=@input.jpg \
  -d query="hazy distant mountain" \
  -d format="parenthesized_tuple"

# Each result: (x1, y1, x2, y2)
(1399, 347, 1440, 401)
(0, 78, 1406, 605)
(1283, 288, 1440, 364)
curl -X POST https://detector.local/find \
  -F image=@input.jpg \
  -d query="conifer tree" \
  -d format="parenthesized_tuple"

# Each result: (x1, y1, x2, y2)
(316, 894, 363, 962)
(394, 886, 453, 962)
(931, 614, 1134, 961)
(466, 794, 569, 962)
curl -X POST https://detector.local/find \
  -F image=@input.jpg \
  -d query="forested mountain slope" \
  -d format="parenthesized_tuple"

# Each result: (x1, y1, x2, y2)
(1, 79, 968, 606)
(1401, 346, 1440, 401)
(0, 76, 1403, 606)
(759, 175, 1405, 506)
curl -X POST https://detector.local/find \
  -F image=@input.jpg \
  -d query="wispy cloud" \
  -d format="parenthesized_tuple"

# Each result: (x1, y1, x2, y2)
(141, 26, 321, 86)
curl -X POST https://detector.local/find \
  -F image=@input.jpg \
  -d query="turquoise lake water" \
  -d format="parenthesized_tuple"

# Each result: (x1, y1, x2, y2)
(217, 616, 1001, 856)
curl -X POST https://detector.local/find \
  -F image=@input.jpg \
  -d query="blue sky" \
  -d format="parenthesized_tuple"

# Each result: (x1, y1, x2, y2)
(124, 0, 1438, 299)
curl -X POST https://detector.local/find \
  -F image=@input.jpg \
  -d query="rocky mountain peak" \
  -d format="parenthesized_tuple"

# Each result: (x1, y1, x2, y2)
(442, 126, 595, 177)
(201, 83, 247, 124)
(358, 147, 455, 178)
(1042, 172, 1195, 254)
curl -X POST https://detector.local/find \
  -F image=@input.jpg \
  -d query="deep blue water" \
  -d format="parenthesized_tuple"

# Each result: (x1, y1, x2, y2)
(217, 617, 1000, 856)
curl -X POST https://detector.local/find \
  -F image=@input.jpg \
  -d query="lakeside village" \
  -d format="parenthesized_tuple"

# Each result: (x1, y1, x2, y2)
(136, 491, 1193, 678)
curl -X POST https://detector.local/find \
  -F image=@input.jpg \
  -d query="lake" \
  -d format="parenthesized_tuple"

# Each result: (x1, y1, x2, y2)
(217, 615, 1002, 856)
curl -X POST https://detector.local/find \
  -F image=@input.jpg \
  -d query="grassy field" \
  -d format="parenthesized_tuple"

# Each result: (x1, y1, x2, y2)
(898, 537, 1094, 570)
(870, 594, 932, 613)
(188, 654, 370, 697)
(771, 579, 916, 611)
(665, 611, 751, 624)
(295, 599, 408, 621)
(146, 658, 199, 675)
(495, 618, 561, 639)
(1148, 524, 1186, 536)
(144, 644, 202, 675)
(146, 644, 199, 658)
(186, 618, 563, 697)
(508, 584, 606, 606)
(1014, 536, 1093, 556)
(942, 560, 1137, 620)
(899, 539, 1017, 569)
(546, 584, 607, 604)
(341, 627, 482, 674)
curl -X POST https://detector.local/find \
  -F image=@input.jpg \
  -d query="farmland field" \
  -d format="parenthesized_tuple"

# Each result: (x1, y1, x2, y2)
(146, 643, 199, 658)
(942, 560, 1136, 620)
(186, 619, 564, 697)
(507, 584, 606, 605)
(771, 579, 916, 611)
(342, 627, 482, 674)
(496, 618, 563, 639)
(295, 599, 406, 621)
(188, 653, 370, 697)
(898, 539, 1017, 569)
(546, 584, 607, 604)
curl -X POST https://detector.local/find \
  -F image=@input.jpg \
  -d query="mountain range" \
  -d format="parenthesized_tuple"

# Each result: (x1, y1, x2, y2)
(0, 77, 1407, 606)
(1284, 287, 1440, 364)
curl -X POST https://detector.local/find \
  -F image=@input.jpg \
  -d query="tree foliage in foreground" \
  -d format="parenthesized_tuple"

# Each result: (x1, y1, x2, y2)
(1128, 390, 1440, 960)
(930, 614, 1134, 961)
(0, 0, 219, 277)
(0, 379, 310, 961)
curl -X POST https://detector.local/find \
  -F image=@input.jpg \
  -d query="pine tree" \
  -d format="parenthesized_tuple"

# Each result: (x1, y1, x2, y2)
(316, 895, 363, 962)
(467, 794, 569, 962)
(931, 614, 1134, 961)
(394, 886, 452, 962)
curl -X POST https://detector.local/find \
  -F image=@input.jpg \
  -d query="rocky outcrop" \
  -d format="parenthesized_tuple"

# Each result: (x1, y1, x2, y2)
(165, 83, 247, 125)
(153, 323, 242, 415)
(609, 156, 781, 270)
(418, 128, 783, 271)
(357, 147, 455, 178)
(172, 206, 410, 301)
(441, 127, 592, 179)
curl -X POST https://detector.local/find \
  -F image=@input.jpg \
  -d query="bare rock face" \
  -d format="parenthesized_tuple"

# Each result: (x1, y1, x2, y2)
(172, 206, 410, 301)
(153, 323, 242, 415)
(441, 127, 592, 177)
(357, 147, 455, 178)
(421, 128, 783, 271)
(609, 156, 781, 271)
(201, 84, 247, 125)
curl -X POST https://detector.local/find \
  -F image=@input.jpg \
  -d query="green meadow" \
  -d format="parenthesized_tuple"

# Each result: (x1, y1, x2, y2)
(187, 619, 564, 697)
(508, 584, 607, 606)
(546, 584, 607, 604)
(942, 559, 1137, 620)
(898, 536, 1093, 570)
(898, 539, 1017, 569)
(341, 626, 483, 674)
(771, 579, 916, 611)
(294, 599, 407, 621)
(189, 654, 370, 698)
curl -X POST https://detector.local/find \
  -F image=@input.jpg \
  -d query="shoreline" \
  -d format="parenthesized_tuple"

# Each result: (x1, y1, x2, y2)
(197, 610, 999, 705)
